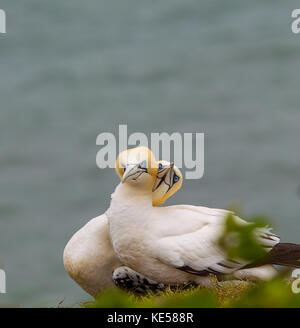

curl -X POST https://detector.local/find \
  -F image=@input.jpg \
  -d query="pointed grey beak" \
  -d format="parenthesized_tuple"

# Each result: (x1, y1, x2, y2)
(122, 164, 140, 183)
(152, 162, 174, 192)
(122, 163, 148, 183)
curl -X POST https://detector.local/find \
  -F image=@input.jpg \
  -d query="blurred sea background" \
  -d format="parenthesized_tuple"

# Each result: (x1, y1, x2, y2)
(0, 0, 300, 306)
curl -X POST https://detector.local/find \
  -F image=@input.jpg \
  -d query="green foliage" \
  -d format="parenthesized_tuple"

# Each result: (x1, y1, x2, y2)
(139, 288, 218, 308)
(232, 278, 300, 308)
(84, 288, 136, 308)
(218, 213, 269, 262)
(82, 278, 300, 308)
(83, 285, 218, 308)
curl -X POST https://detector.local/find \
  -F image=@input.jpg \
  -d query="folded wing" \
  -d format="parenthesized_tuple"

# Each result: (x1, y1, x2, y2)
(151, 205, 280, 276)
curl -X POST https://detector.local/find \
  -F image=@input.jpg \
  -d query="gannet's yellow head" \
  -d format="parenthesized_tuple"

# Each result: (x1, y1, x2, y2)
(152, 160, 183, 206)
(116, 148, 182, 205)
(116, 146, 158, 188)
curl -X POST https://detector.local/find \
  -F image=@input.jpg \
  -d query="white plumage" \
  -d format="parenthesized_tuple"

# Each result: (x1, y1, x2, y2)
(108, 148, 279, 286)
(64, 147, 280, 295)
(63, 215, 121, 296)
(63, 159, 174, 296)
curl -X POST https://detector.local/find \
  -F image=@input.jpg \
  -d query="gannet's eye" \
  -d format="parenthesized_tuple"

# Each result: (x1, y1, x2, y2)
(158, 163, 163, 170)
(173, 175, 180, 183)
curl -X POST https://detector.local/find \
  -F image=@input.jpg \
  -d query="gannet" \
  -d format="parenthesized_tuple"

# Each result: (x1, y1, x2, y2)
(63, 158, 177, 296)
(108, 147, 300, 286)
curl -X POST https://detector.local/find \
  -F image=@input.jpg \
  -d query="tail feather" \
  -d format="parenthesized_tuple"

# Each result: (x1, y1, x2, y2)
(267, 243, 300, 268)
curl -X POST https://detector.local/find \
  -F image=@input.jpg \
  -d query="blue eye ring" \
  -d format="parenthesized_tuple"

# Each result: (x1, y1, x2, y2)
(173, 175, 179, 183)
(158, 163, 163, 170)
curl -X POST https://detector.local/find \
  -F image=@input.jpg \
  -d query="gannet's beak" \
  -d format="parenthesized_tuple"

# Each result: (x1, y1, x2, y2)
(152, 162, 174, 192)
(122, 163, 147, 183)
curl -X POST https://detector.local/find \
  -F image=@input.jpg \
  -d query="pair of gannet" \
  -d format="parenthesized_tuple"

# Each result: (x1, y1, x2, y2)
(63, 158, 180, 296)
(65, 146, 300, 296)
(107, 147, 300, 286)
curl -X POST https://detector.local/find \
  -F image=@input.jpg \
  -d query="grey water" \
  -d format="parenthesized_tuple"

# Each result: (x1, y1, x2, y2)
(0, 0, 300, 306)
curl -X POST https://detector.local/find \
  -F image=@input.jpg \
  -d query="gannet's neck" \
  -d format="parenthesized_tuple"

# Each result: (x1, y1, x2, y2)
(108, 182, 153, 224)
(107, 183, 153, 260)
(111, 182, 152, 206)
